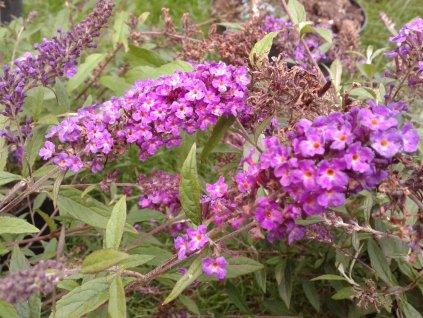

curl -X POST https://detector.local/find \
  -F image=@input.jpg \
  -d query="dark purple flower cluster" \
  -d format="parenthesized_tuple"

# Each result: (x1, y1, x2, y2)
(262, 15, 329, 68)
(0, 260, 65, 304)
(202, 102, 419, 243)
(385, 18, 423, 84)
(40, 62, 250, 173)
(0, 0, 114, 117)
(137, 171, 181, 215)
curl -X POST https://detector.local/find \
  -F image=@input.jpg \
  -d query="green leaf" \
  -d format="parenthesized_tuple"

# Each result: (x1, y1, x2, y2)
(57, 191, 111, 229)
(163, 257, 202, 304)
(179, 143, 201, 225)
(311, 274, 348, 282)
(329, 58, 343, 94)
(53, 170, 66, 209)
(295, 215, 324, 225)
(357, 63, 377, 79)
(67, 53, 106, 92)
(227, 283, 251, 314)
(401, 300, 422, 318)
(277, 260, 293, 308)
(125, 61, 194, 83)
(201, 116, 235, 161)
(367, 239, 395, 286)
(0, 115, 9, 171)
(0, 216, 39, 235)
(106, 196, 127, 250)
(125, 45, 167, 67)
(108, 275, 126, 318)
(302, 281, 320, 312)
(350, 87, 377, 100)
(314, 27, 333, 44)
(249, 31, 280, 65)
(179, 295, 200, 315)
(254, 115, 273, 143)
(226, 257, 264, 278)
(332, 287, 353, 300)
(120, 254, 155, 269)
(22, 125, 49, 177)
(22, 87, 48, 120)
(0, 171, 23, 186)
(126, 209, 166, 224)
(99, 76, 132, 96)
(54, 78, 70, 113)
(254, 269, 267, 293)
(0, 300, 18, 318)
(112, 12, 130, 52)
(53, 277, 110, 318)
(10, 246, 30, 272)
(82, 249, 130, 274)
(287, 0, 307, 24)
(298, 21, 314, 35)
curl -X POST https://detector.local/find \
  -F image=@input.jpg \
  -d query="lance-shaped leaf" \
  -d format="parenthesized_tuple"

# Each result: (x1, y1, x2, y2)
(287, 0, 307, 25)
(0, 171, 23, 186)
(249, 31, 280, 65)
(201, 115, 235, 161)
(179, 143, 202, 225)
(53, 277, 110, 318)
(163, 257, 202, 304)
(0, 217, 39, 235)
(82, 249, 130, 274)
(106, 196, 127, 250)
(108, 275, 127, 318)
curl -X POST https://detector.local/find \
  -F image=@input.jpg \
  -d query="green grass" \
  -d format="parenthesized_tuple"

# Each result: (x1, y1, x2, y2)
(360, 0, 423, 47)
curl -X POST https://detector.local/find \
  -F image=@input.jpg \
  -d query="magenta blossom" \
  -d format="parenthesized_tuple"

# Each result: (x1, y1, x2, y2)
(206, 176, 228, 199)
(202, 257, 228, 280)
(317, 160, 349, 190)
(255, 198, 282, 231)
(187, 225, 209, 251)
(344, 143, 374, 173)
(370, 130, 402, 158)
(174, 235, 189, 260)
(39, 141, 55, 160)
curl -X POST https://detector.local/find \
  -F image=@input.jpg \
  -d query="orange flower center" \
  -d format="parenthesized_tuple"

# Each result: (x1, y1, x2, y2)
(352, 154, 359, 161)
(312, 142, 320, 149)
(339, 135, 347, 141)
(326, 169, 335, 177)
(371, 118, 378, 125)
(304, 171, 313, 178)
(380, 138, 389, 147)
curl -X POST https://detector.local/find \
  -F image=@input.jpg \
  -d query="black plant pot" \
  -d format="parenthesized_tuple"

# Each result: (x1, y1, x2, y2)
(351, 0, 368, 33)
(0, 0, 23, 24)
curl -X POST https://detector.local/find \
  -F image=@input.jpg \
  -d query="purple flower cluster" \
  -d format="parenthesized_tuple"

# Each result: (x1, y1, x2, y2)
(174, 225, 209, 260)
(0, 0, 113, 164)
(137, 171, 181, 215)
(201, 102, 419, 243)
(250, 102, 419, 241)
(0, 260, 65, 304)
(40, 62, 250, 173)
(386, 18, 423, 84)
(202, 176, 242, 228)
(0, 0, 114, 117)
(262, 15, 329, 67)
